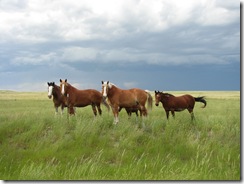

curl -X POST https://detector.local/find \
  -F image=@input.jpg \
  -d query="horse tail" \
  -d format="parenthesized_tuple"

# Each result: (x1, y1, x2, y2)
(145, 90, 153, 112)
(194, 96, 207, 108)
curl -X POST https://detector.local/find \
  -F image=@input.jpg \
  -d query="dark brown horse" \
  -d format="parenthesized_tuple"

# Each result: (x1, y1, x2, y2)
(47, 82, 68, 114)
(101, 81, 153, 124)
(119, 106, 142, 118)
(155, 91, 206, 120)
(60, 79, 110, 116)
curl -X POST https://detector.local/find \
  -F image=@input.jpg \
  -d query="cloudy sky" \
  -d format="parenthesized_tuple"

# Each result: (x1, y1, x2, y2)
(0, 0, 240, 92)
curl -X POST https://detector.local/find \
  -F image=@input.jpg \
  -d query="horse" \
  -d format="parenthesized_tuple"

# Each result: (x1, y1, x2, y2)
(60, 79, 110, 116)
(155, 91, 206, 121)
(119, 106, 142, 118)
(101, 81, 153, 124)
(47, 82, 68, 115)
(106, 96, 141, 118)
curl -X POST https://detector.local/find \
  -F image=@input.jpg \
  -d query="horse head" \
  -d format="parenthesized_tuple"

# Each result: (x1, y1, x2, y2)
(47, 82, 55, 99)
(60, 79, 68, 96)
(101, 81, 109, 99)
(101, 81, 113, 100)
(155, 90, 162, 106)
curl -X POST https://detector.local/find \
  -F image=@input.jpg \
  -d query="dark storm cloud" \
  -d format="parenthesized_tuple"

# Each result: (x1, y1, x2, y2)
(0, 0, 240, 91)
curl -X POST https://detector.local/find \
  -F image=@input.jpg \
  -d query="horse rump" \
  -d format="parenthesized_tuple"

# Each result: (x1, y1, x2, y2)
(145, 90, 153, 112)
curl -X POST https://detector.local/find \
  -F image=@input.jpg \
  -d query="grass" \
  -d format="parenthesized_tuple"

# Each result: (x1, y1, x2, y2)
(0, 91, 240, 180)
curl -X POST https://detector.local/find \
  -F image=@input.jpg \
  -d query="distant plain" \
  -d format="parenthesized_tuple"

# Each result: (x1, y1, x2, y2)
(0, 90, 240, 180)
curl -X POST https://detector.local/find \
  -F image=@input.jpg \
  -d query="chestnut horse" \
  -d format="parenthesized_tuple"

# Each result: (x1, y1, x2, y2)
(155, 91, 206, 120)
(101, 81, 153, 124)
(60, 79, 110, 116)
(47, 82, 68, 115)
(107, 97, 142, 118)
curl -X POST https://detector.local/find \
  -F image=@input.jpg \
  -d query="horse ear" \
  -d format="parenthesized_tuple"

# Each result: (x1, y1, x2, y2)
(53, 82, 55, 85)
(107, 81, 109, 84)
(101, 81, 104, 84)
(65, 79, 67, 82)
(155, 90, 157, 93)
(47, 82, 50, 85)
(60, 79, 62, 82)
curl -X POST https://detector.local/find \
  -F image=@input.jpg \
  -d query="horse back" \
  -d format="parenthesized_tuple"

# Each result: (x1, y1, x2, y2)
(71, 89, 102, 106)
(117, 88, 147, 107)
(114, 89, 135, 107)
(164, 94, 195, 111)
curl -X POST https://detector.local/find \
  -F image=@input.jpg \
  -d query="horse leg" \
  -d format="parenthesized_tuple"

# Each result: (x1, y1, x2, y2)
(171, 111, 175, 118)
(96, 104, 102, 115)
(129, 111, 132, 118)
(165, 110, 170, 120)
(190, 112, 195, 121)
(140, 105, 147, 117)
(138, 105, 147, 127)
(91, 104, 97, 116)
(112, 106, 119, 124)
(61, 105, 65, 115)
(188, 108, 195, 121)
(114, 112, 119, 124)
(55, 106, 58, 115)
(68, 105, 75, 115)
(135, 110, 138, 117)
(126, 109, 131, 119)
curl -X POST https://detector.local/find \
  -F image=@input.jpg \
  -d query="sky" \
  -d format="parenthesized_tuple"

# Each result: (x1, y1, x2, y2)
(0, 0, 240, 92)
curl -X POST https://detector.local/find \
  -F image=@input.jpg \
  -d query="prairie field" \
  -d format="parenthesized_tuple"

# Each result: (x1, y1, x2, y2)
(0, 90, 240, 180)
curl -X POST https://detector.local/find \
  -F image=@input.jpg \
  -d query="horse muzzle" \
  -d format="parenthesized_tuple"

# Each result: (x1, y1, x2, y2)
(155, 103, 159, 106)
(48, 95, 52, 99)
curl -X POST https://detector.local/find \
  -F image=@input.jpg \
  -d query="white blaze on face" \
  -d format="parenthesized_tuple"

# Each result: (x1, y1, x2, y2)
(103, 83, 107, 97)
(61, 83, 65, 95)
(48, 86, 53, 98)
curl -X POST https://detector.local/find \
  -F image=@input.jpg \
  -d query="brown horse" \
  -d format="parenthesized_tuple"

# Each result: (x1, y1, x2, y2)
(101, 81, 153, 124)
(119, 106, 142, 118)
(47, 82, 68, 114)
(60, 79, 110, 116)
(155, 91, 206, 120)
(107, 97, 142, 118)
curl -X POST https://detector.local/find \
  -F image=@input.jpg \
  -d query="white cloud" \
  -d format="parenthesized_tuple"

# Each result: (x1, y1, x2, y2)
(11, 52, 57, 65)
(0, 0, 240, 68)
(195, 0, 239, 26)
(61, 47, 99, 62)
(0, 0, 239, 44)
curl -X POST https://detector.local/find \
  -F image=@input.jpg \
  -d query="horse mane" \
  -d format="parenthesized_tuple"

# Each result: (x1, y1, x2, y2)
(106, 82, 117, 88)
(54, 84, 60, 89)
(65, 82, 76, 89)
(162, 92, 175, 97)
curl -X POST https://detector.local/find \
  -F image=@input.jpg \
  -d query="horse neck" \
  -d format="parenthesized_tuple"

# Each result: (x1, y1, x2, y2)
(161, 93, 174, 102)
(66, 83, 78, 95)
(108, 85, 120, 97)
(53, 85, 61, 98)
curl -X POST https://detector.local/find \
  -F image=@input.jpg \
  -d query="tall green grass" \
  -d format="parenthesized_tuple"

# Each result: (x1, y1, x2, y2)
(0, 91, 240, 180)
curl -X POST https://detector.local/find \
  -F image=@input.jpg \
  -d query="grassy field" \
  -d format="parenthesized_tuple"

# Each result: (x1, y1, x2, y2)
(0, 91, 240, 180)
